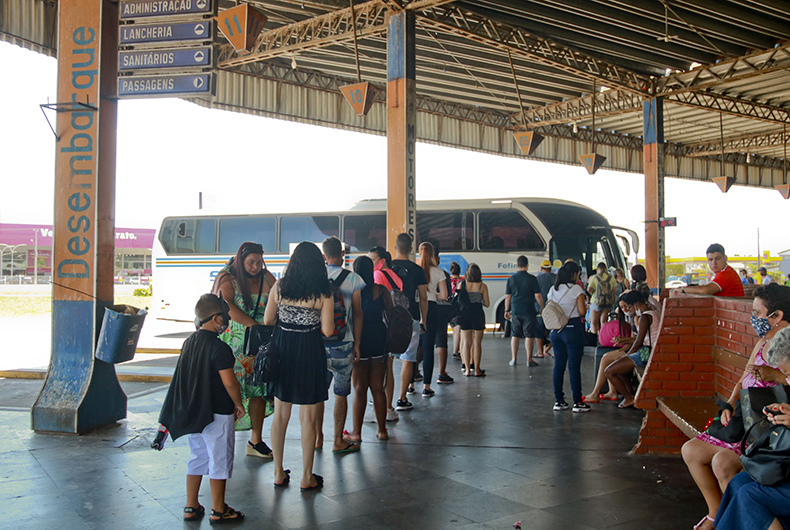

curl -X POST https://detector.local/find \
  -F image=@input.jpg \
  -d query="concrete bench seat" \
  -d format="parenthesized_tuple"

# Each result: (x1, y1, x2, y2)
(656, 396, 719, 439)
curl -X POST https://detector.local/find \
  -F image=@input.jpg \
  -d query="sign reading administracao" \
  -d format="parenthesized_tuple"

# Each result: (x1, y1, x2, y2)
(118, 73, 214, 97)
(121, 0, 213, 19)
(119, 21, 211, 45)
(119, 46, 212, 70)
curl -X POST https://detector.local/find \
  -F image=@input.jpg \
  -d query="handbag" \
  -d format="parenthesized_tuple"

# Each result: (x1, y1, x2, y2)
(243, 275, 273, 357)
(740, 385, 790, 430)
(705, 398, 745, 444)
(541, 287, 571, 330)
(740, 416, 790, 486)
(248, 337, 279, 386)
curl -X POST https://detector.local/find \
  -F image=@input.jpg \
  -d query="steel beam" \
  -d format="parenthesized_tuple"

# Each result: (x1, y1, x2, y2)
(643, 98, 665, 290)
(684, 129, 790, 158)
(666, 91, 790, 125)
(416, 4, 652, 95)
(521, 89, 643, 128)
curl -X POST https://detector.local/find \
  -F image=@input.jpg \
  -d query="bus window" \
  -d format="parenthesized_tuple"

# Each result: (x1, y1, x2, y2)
(478, 210, 544, 251)
(343, 214, 386, 252)
(416, 212, 473, 251)
(219, 216, 276, 254)
(159, 218, 216, 255)
(279, 215, 339, 253)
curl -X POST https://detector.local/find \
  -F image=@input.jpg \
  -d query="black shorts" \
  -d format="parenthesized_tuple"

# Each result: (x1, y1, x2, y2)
(459, 304, 485, 331)
(511, 314, 539, 338)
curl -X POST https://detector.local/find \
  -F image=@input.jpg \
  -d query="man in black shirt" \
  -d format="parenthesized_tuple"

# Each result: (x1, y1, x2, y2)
(391, 233, 428, 411)
(505, 256, 544, 367)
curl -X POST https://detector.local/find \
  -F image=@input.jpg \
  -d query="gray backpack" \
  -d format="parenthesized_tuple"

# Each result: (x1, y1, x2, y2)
(541, 287, 571, 330)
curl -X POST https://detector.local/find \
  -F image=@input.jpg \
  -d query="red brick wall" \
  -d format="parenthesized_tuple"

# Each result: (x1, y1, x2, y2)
(632, 294, 755, 455)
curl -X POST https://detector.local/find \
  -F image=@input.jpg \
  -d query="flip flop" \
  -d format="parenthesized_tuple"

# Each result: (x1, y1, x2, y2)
(183, 505, 205, 521)
(582, 396, 599, 403)
(600, 394, 619, 401)
(274, 469, 291, 487)
(618, 400, 635, 409)
(376, 428, 389, 440)
(474, 370, 486, 377)
(332, 441, 361, 454)
(535, 354, 545, 358)
(301, 473, 324, 491)
(342, 429, 362, 443)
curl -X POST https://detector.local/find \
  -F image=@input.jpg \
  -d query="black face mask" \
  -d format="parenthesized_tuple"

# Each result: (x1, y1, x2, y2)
(196, 295, 231, 332)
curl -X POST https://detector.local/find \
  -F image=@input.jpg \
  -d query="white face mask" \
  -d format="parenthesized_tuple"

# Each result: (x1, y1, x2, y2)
(635, 309, 643, 317)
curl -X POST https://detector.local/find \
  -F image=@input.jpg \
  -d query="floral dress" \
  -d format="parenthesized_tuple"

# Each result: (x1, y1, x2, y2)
(696, 342, 777, 455)
(217, 266, 274, 429)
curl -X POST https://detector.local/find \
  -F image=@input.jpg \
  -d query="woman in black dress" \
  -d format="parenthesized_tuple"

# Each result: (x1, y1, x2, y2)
(263, 242, 334, 490)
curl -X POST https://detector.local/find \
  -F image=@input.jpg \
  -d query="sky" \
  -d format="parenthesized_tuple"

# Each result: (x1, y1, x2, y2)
(1, 41, 788, 259)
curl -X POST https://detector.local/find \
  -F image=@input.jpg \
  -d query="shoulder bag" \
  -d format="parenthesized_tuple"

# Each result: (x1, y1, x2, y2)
(541, 286, 572, 331)
(243, 274, 274, 357)
(740, 416, 790, 486)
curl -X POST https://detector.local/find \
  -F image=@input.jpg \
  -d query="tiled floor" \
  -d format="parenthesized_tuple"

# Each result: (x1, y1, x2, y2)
(1, 336, 706, 529)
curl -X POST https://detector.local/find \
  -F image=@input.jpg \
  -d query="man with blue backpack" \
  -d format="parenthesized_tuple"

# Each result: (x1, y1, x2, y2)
(316, 236, 365, 454)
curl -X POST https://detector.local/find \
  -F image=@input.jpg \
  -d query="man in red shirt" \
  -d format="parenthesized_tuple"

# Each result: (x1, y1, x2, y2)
(681, 243, 744, 297)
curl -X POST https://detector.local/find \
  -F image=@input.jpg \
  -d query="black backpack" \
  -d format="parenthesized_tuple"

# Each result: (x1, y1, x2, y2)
(391, 263, 416, 308)
(323, 269, 351, 343)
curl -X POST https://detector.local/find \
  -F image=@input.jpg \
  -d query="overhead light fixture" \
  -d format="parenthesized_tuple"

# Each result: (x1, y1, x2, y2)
(291, 55, 298, 69)
(491, 200, 512, 204)
(572, 122, 578, 134)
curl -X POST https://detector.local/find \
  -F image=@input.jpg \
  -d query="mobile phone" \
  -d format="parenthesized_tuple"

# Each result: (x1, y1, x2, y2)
(764, 406, 783, 416)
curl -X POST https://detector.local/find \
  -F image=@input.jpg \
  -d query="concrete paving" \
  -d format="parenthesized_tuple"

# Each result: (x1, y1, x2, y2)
(0, 336, 706, 529)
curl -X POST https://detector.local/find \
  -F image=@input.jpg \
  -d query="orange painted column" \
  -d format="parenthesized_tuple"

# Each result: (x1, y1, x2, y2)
(643, 98, 665, 290)
(386, 11, 416, 256)
(32, 0, 120, 433)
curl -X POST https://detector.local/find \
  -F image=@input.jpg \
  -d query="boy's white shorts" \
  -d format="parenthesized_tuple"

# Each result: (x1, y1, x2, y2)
(186, 413, 235, 480)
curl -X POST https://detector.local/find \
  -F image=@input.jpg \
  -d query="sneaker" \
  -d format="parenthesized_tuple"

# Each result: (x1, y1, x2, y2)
(508, 360, 516, 366)
(406, 386, 416, 395)
(553, 401, 569, 411)
(386, 408, 400, 422)
(364, 408, 377, 423)
(573, 402, 591, 413)
(422, 388, 435, 397)
(395, 399, 413, 411)
(437, 374, 454, 384)
(246, 440, 274, 458)
(413, 371, 424, 382)
(452, 353, 461, 361)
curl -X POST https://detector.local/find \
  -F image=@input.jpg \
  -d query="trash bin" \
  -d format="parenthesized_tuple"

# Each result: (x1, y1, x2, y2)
(95, 304, 148, 364)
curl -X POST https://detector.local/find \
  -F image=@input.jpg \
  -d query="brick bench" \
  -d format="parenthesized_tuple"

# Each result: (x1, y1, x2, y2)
(632, 294, 756, 455)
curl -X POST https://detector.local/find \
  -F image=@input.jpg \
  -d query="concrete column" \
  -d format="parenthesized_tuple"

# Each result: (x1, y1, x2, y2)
(33, 0, 121, 434)
(643, 98, 665, 291)
(386, 11, 416, 255)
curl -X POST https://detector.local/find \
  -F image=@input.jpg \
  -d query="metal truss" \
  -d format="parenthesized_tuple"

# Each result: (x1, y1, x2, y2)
(224, 61, 514, 128)
(218, 0, 391, 67)
(656, 41, 790, 94)
(666, 91, 790, 125)
(683, 129, 789, 158)
(666, 142, 788, 172)
(520, 89, 643, 128)
(416, 4, 652, 95)
(532, 124, 644, 151)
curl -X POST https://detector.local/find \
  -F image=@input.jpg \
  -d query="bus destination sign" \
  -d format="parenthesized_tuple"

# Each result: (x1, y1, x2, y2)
(119, 46, 213, 71)
(121, 0, 214, 20)
(118, 73, 214, 98)
(119, 21, 212, 45)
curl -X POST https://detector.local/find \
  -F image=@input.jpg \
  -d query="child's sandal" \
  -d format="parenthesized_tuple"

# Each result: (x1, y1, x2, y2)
(209, 504, 244, 524)
(183, 505, 205, 521)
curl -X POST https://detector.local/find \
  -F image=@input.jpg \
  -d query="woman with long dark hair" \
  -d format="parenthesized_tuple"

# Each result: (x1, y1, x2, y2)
(346, 255, 393, 441)
(459, 263, 489, 377)
(263, 242, 334, 490)
(214, 241, 277, 458)
(548, 261, 589, 412)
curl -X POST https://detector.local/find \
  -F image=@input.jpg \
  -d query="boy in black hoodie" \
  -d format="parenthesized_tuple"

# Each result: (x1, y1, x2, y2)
(159, 293, 245, 523)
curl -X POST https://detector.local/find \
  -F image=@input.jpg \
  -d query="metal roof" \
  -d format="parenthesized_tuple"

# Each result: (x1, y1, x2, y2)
(4, 0, 790, 188)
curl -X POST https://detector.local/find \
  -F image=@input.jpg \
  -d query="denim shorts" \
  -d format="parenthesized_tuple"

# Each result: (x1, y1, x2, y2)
(324, 344, 354, 397)
(394, 321, 421, 362)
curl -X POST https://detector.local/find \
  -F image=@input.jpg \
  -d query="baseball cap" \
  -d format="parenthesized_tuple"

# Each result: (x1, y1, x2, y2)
(540, 259, 552, 268)
(758, 267, 767, 273)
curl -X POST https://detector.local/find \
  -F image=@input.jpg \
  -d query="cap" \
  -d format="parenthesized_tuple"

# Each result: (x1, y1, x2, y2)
(540, 259, 552, 268)
(758, 267, 768, 273)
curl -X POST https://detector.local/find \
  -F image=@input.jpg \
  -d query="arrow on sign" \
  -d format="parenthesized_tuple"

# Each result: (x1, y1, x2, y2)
(194, 23, 205, 35)
(194, 77, 205, 89)
(196, 0, 207, 8)
(194, 51, 205, 62)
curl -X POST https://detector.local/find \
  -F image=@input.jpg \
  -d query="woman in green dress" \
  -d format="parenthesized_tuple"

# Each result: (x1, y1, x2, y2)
(214, 242, 277, 458)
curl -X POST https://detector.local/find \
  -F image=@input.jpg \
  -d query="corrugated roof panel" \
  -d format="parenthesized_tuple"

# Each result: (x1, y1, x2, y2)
(0, 0, 56, 57)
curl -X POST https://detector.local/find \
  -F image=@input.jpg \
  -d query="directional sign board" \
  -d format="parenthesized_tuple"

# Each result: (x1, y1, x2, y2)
(120, 21, 212, 45)
(119, 46, 213, 71)
(118, 73, 214, 98)
(215, 4, 267, 53)
(121, 0, 214, 19)
(659, 217, 677, 227)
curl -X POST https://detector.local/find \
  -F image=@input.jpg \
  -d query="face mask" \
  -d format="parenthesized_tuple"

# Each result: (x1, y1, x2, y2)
(626, 310, 636, 318)
(635, 309, 643, 317)
(751, 314, 771, 338)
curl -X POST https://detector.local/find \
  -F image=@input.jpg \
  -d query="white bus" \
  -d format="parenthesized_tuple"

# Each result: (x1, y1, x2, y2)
(152, 198, 638, 327)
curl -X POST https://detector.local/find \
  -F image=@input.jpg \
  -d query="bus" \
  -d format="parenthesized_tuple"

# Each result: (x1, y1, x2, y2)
(152, 198, 639, 327)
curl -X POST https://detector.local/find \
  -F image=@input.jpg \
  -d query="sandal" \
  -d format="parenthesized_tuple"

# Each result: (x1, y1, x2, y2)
(332, 441, 360, 454)
(342, 429, 362, 443)
(582, 396, 599, 403)
(599, 394, 619, 402)
(693, 515, 714, 529)
(474, 370, 486, 377)
(301, 473, 324, 491)
(183, 505, 205, 521)
(376, 429, 389, 440)
(210, 504, 244, 524)
(274, 469, 291, 487)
